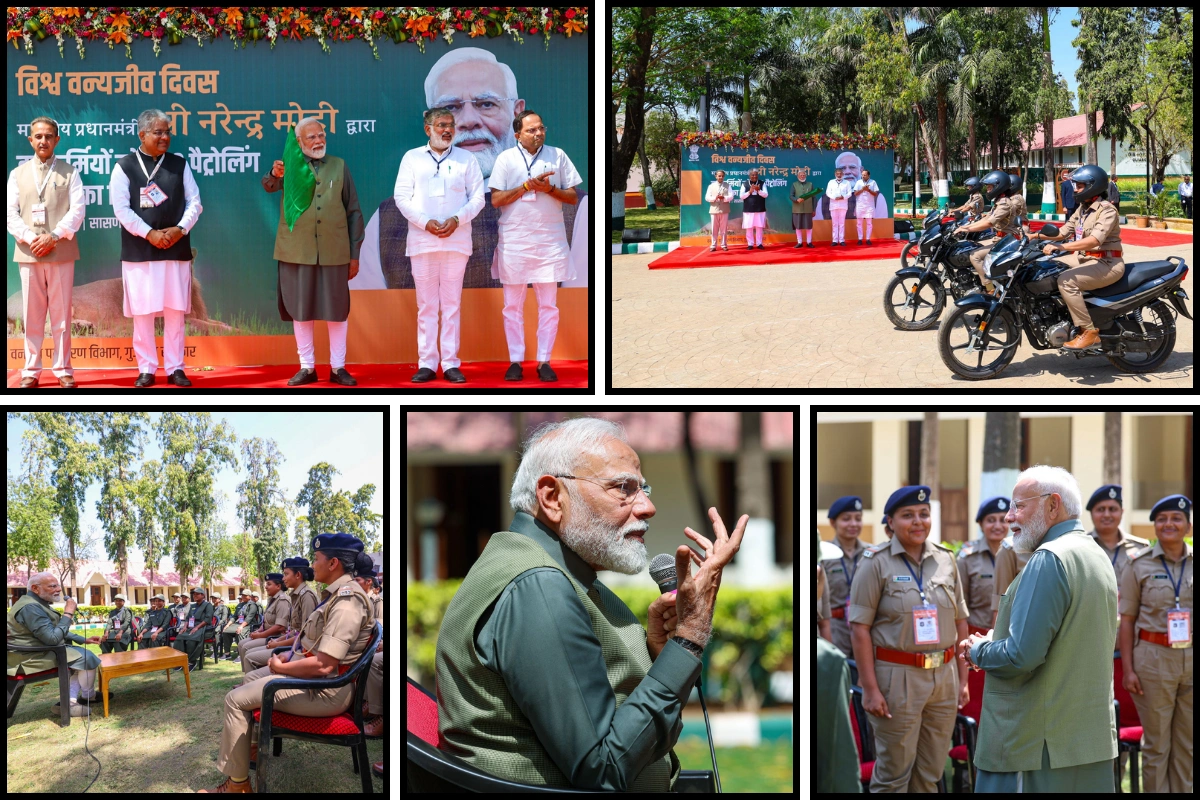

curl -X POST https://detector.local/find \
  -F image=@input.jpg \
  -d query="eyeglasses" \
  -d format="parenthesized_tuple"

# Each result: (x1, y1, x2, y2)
(301, 132, 326, 143)
(1009, 492, 1052, 512)
(145, 129, 171, 137)
(555, 475, 651, 503)
(429, 122, 455, 130)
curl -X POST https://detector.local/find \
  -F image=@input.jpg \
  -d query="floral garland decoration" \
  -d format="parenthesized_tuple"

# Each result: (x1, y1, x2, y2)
(677, 131, 898, 151)
(7, 7, 589, 60)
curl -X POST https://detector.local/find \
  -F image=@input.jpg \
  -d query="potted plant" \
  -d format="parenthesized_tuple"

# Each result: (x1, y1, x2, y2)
(1151, 190, 1170, 229)
(1132, 192, 1151, 228)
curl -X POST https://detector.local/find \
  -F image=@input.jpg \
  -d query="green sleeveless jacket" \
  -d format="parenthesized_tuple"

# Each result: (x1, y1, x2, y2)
(434, 529, 678, 791)
(975, 522, 1118, 771)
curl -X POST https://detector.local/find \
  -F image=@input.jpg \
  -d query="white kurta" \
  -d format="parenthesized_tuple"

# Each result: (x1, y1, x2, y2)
(826, 178, 851, 209)
(487, 144, 583, 285)
(109, 155, 202, 317)
(853, 179, 879, 215)
(393, 143, 486, 257)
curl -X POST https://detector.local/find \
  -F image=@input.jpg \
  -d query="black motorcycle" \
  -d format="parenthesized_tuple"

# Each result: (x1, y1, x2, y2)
(885, 210, 992, 330)
(936, 225, 1192, 379)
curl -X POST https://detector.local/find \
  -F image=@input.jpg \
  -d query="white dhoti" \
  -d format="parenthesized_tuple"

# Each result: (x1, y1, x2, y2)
(830, 201, 848, 243)
(411, 251, 469, 370)
(742, 211, 766, 246)
(502, 282, 558, 364)
(856, 203, 875, 241)
(122, 259, 192, 375)
(19, 261, 75, 378)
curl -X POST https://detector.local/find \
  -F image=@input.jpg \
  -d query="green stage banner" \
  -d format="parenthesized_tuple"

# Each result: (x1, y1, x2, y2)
(678, 146, 894, 245)
(7, 29, 588, 338)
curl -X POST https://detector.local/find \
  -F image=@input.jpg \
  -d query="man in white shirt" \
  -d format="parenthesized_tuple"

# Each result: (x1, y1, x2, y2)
(825, 167, 852, 246)
(704, 169, 733, 252)
(393, 107, 486, 383)
(6, 116, 85, 388)
(109, 108, 202, 387)
(853, 168, 880, 246)
(488, 111, 582, 383)
(1179, 174, 1192, 219)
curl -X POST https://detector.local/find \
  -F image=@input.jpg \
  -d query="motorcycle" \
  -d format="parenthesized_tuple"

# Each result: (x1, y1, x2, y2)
(936, 224, 1192, 379)
(884, 210, 993, 330)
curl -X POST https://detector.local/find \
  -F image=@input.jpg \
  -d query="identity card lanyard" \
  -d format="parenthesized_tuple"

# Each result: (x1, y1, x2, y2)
(903, 555, 941, 645)
(135, 149, 167, 208)
(33, 156, 57, 200)
(1159, 555, 1191, 647)
(29, 156, 57, 227)
(427, 144, 452, 175)
(293, 594, 331, 654)
(519, 143, 544, 180)
(840, 550, 861, 614)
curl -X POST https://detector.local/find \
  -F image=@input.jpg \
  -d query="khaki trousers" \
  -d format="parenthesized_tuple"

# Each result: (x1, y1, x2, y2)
(238, 637, 269, 672)
(19, 260, 75, 378)
(866, 660, 959, 792)
(1056, 253, 1124, 330)
(1128, 638, 1193, 793)
(367, 651, 383, 715)
(969, 237, 1002, 284)
(241, 642, 275, 674)
(217, 664, 355, 780)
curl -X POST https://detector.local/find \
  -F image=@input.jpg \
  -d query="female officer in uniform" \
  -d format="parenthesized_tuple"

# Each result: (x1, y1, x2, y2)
(849, 485, 971, 792)
(821, 495, 867, 657)
(1119, 494, 1193, 794)
(958, 496, 1009, 636)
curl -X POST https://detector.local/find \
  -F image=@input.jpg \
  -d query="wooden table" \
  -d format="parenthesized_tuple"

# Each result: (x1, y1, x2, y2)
(96, 646, 191, 718)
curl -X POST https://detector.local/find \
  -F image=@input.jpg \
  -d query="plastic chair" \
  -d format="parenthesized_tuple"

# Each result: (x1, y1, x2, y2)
(407, 675, 716, 792)
(1113, 656, 1143, 793)
(7, 642, 72, 727)
(253, 622, 382, 794)
(849, 684, 948, 792)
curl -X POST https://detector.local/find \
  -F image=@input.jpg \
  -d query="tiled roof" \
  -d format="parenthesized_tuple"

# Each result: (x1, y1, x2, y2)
(7, 559, 247, 589)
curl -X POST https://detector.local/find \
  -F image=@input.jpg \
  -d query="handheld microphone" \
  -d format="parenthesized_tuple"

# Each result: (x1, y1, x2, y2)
(648, 552, 723, 793)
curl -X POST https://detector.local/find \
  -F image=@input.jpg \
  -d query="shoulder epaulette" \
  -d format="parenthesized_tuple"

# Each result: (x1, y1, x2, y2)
(1125, 534, 1151, 546)
(957, 540, 979, 558)
(933, 540, 953, 553)
(1130, 546, 1155, 560)
(863, 542, 890, 559)
(1001, 538, 1014, 550)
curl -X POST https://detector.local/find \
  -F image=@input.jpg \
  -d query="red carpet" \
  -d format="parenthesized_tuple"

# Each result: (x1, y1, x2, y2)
(648, 240, 904, 269)
(1028, 221, 1192, 247)
(7, 360, 589, 389)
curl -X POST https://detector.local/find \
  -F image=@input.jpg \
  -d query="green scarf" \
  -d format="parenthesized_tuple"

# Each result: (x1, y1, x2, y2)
(283, 124, 316, 231)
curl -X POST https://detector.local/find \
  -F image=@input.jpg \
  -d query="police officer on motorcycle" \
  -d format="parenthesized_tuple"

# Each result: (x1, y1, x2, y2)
(1031, 165, 1125, 350)
(949, 176, 985, 218)
(960, 170, 1023, 295)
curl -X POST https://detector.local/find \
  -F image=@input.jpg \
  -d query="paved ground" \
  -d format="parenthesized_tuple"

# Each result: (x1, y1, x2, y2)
(612, 232, 1193, 389)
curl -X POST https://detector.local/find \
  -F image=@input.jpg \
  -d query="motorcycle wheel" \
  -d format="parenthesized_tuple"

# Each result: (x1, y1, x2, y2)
(937, 303, 1021, 379)
(900, 240, 919, 269)
(883, 272, 945, 330)
(1104, 300, 1177, 373)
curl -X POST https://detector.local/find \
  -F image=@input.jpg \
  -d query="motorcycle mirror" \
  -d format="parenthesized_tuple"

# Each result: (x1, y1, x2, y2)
(1041, 224, 1060, 238)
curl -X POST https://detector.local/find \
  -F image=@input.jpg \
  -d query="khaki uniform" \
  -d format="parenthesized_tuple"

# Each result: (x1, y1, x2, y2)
(957, 539, 1002, 632)
(1057, 200, 1124, 330)
(963, 192, 984, 216)
(1091, 529, 1151, 652)
(817, 567, 832, 623)
(242, 582, 319, 673)
(367, 650, 384, 716)
(848, 537, 969, 792)
(819, 538, 868, 657)
(969, 195, 1023, 282)
(239, 591, 292, 674)
(991, 538, 1035, 620)
(1119, 542, 1193, 793)
(218, 572, 374, 781)
(371, 593, 384, 625)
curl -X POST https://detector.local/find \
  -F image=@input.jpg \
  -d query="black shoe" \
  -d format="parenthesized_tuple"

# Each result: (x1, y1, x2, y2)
(756, 244, 765, 250)
(329, 367, 357, 386)
(172, 666, 184, 673)
(443, 367, 466, 383)
(746, 245, 753, 250)
(866, 240, 873, 246)
(794, 242, 803, 248)
(537, 362, 558, 382)
(808, 243, 815, 248)
(411, 367, 436, 383)
(504, 362, 523, 381)
(166, 369, 192, 387)
(287, 367, 317, 386)
(134, 372, 155, 387)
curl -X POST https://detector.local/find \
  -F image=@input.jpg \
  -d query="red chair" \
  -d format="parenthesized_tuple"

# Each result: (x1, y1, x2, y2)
(6, 642, 72, 727)
(252, 622, 382, 794)
(1113, 656, 1144, 793)
(407, 675, 717, 792)
(850, 683, 948, 792)
(947, 666, 985, 791)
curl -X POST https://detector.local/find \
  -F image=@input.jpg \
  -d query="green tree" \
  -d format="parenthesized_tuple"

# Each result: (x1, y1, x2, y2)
(7, 434, 58, 580)
(88, 412, 150, 591)
(134, 459, 167, 591)
(296, 462, 340, 540)
(1073, 7, 1143, 177)
(643, 110, 697, 190)
(197, 491, 237, 591)
(236, 436, 290, 586)
(611, 6, 659, 222)
(350, 484, 383, 552)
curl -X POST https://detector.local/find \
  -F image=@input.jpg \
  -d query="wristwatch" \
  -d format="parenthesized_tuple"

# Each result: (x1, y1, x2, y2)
(671, 635, 704, 658)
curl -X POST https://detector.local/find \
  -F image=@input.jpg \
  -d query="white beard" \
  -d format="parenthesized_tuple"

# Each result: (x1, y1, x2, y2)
(300, 144, 326, 159)
(1012, 503, 1050, 553)
(556, 485, 649, 575)
(453, 126, 516, 179)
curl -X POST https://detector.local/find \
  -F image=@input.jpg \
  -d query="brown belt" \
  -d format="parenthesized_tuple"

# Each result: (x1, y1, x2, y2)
(831, 607, 846, 619)
(303, 649, 353, 675)
(1138, 629, 1191, 649)
(875, 645, 955, 669)
(1083, 249, 1122, 258)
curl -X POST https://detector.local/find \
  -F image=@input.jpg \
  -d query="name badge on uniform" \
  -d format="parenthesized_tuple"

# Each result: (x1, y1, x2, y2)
(30, 202, 47, 226)
(188, 618, 195, 629)
(111, 618, 121, 628)
(913, 603, 940, 645)
(892, 575, 912, 582)
(521, 190, 538, 202)
(237, 614, 245, 623)
(981, 574, 994, 579)
(151, 627, 160, 635)
(141, 181, 168, 208)
(428, 176, 446, 197)
(1167, 608, 1191, 647)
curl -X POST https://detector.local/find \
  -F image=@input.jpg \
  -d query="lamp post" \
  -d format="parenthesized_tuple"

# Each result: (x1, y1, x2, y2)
(912, 104, 920, 219)
(702, 60, 713, 133)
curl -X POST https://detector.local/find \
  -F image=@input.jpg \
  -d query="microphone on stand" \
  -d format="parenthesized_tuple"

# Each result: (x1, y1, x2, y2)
(649, 552, 723, 793)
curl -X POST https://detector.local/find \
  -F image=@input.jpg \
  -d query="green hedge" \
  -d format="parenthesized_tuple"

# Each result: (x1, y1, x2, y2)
(68, 605, 149, 619)
(408, 580, 794, 709)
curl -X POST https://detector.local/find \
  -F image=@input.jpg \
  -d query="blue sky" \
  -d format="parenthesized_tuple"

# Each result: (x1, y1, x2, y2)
(7, 411, 385, 564)
(1050, 8, 1083, 110)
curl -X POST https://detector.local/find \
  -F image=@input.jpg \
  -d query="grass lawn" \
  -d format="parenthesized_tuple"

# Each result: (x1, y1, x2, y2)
(612, 206, 681, 243)
(6, 640, 384, 793)
(672, 737, 793, 793)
